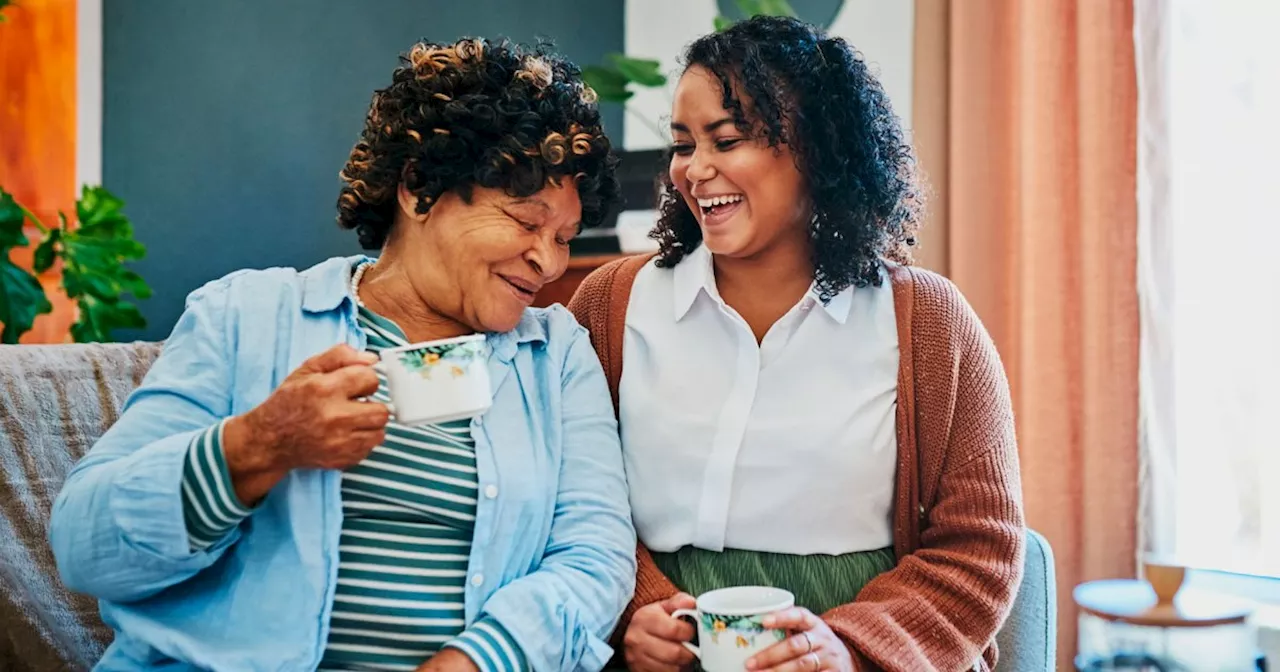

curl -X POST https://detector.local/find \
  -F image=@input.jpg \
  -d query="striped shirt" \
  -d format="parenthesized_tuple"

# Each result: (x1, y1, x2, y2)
(180, 305, 525, 672)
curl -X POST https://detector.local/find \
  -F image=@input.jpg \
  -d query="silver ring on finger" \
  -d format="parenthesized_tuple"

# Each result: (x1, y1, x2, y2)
(802, 631, 814, 654)
(807, 651, 821, 671)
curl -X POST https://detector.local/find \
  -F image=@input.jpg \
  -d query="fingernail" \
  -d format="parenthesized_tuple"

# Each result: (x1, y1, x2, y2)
(745, 660, 756, 670)
(762, 617, 774, 628)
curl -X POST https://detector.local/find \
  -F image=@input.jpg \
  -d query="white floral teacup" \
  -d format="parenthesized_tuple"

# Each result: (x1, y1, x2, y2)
(673, 586, 794, 672)
(378, 334, 490, 425)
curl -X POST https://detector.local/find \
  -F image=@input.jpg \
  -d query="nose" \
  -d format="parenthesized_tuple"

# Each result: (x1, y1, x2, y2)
(523, 232, 563, 282)
(685, 146, 716, 184)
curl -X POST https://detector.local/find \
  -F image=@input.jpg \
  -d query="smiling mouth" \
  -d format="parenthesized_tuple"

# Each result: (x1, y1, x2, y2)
(499, 274, 539, 303)
(696, 193, 744, 217)
(695, 193, 745, 224)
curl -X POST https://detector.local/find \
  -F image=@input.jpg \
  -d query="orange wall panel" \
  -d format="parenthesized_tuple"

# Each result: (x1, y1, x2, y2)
(0, 0, 77, 343)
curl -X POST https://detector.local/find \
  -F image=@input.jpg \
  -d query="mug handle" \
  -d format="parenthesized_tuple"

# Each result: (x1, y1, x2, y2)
(670, 609, 701, 658)
(365, 362, 396, 418)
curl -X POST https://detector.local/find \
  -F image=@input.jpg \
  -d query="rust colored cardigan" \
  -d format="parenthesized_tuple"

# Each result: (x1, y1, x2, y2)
(567, 255, 1026, 672)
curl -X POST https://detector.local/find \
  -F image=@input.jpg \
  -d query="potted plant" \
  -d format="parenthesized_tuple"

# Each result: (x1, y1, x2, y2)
(0, 187, 152, 343)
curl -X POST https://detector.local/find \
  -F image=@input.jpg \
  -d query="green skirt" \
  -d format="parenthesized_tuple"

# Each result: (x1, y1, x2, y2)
(651, 545, 897, 615)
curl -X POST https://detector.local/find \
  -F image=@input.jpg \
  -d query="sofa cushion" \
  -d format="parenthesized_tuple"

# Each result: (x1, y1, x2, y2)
(0, 342, 162, 672)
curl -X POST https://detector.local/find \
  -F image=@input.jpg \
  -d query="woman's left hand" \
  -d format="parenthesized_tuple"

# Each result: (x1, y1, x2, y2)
(415, 648, 480, 672)
(745, 608, 855, 672)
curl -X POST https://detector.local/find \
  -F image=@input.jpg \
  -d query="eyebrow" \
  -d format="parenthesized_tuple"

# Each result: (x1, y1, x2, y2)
(670, 118, 735, 134)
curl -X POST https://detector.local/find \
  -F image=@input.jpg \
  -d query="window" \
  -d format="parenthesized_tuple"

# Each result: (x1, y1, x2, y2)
(1137, 0, 1280, 578)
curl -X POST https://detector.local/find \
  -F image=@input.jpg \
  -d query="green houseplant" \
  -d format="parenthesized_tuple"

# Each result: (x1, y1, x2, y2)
(0, 1, 152, 343)
(581, 0, 799, 138)
(0, 187, 153, 343)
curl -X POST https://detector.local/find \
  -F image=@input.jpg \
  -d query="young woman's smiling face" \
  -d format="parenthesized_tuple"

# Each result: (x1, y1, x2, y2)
(667, 65, 809, 260)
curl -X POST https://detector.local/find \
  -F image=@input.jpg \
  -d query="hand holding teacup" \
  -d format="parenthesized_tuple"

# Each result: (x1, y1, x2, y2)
(746, 607, 855, 672)
(222, 335, 491, 507)
(625, 587, 857, 672)
(223, 344, 390, 504)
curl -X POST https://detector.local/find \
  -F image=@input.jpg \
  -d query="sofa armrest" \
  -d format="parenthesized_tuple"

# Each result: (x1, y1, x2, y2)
(995, 529, 1057, 671)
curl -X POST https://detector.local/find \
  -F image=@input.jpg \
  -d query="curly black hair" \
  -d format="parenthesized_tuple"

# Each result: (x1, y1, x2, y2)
(338, 38, 620, 249)
(652, 16, 923, 296)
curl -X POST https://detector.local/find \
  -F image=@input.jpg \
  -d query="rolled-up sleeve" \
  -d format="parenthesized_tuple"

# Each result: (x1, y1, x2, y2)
(445, 615, 529, 672)
(479, 326, 637, 672)
(49, 280, 245, 603)
(181, 419, 253, 551)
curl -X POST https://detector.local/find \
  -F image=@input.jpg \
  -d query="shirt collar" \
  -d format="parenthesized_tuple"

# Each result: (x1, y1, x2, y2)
(301, 255, 368, 314)
(671, 244, 857, 324)
(300, 254, 546, 357)
(672, 244, 717, 321)
(810, 283, 854, 324)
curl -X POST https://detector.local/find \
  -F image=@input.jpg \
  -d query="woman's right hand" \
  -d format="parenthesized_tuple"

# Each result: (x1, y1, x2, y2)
(222, 344, 390, 504)
(624, 592, 698, 672)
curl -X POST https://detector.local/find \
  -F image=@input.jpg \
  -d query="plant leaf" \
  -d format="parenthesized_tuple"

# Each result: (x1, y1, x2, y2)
(119, 269, 153, 299)
(32, 228, 60, 273)
(58, 186, 150, 341)
(0, 260, 51, 344)
(0, 188, 48, 343)
(605, 54, 667, 87)
(581, 66, 634, 103)
(76, 185, 131, 236)
(714, 15, 736, 31)
(73, 295, 146, 343)
(758, 0, 797, 17)
(0, 189, 30, 249)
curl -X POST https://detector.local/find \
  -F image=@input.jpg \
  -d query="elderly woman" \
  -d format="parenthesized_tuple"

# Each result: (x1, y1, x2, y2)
(570, 17, 1023, 672)
(50, 38, 634, 672)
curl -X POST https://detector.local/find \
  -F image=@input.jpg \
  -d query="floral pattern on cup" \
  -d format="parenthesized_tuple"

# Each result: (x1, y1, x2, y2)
(700, 613, 788, 648)
(397, 340, 486, 380)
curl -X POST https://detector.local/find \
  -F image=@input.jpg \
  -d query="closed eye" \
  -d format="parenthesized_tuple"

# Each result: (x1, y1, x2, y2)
(715, 138, 743, 151)
(670, 143, 694, 156)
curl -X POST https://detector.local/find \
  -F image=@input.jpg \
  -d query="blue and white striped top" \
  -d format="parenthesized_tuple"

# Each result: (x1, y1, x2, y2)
(180, 306, 525, 672)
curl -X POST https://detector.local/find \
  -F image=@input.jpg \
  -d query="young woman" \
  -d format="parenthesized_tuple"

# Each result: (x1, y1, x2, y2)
(570, 16, 1024, 672)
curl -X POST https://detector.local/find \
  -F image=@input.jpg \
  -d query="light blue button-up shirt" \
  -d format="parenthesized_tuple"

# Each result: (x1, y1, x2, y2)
(49, 256, 636, 672)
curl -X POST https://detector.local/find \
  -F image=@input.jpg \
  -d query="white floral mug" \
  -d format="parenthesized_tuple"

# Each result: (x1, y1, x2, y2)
(673, 586, 795, 672)
(377, 334, 491, 425)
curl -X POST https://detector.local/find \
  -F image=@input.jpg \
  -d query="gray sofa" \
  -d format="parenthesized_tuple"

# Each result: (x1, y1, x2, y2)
(0, 342, 1056, 671)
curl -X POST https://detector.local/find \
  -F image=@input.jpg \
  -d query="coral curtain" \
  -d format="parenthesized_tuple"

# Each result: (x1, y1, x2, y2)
(912, 1, 1140, 667)
(0, 0, 77, 343)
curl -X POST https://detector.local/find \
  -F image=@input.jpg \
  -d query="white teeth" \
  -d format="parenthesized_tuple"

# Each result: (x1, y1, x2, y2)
(696, 194, 743, 209)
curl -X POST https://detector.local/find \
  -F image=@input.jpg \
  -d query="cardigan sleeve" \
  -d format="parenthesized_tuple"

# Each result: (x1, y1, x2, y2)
(821, 275, 1025, 672)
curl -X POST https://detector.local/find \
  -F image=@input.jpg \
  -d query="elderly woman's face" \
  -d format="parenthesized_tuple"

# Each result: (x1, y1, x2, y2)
(396, 181, 581, 333)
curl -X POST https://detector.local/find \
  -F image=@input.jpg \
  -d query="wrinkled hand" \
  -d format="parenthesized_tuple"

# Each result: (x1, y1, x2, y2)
(416, 647, 480, 672)
(746, 608, 855, 672)
(223, 344, 389, 503)
(624, 592, 698, 672)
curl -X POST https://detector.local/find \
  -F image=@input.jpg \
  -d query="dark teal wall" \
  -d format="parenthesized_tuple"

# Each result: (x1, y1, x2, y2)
(105, 1, 624, 340)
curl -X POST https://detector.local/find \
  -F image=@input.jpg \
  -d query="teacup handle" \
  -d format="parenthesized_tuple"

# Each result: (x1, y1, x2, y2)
(365, 361, 396, 418)
(670, 609, 701, 658)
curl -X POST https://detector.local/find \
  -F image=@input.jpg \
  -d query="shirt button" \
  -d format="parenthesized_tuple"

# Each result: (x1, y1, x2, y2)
(475, 416, 484, 427)
(471, 573, 484, 587)
(484, 484, 499, 499)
